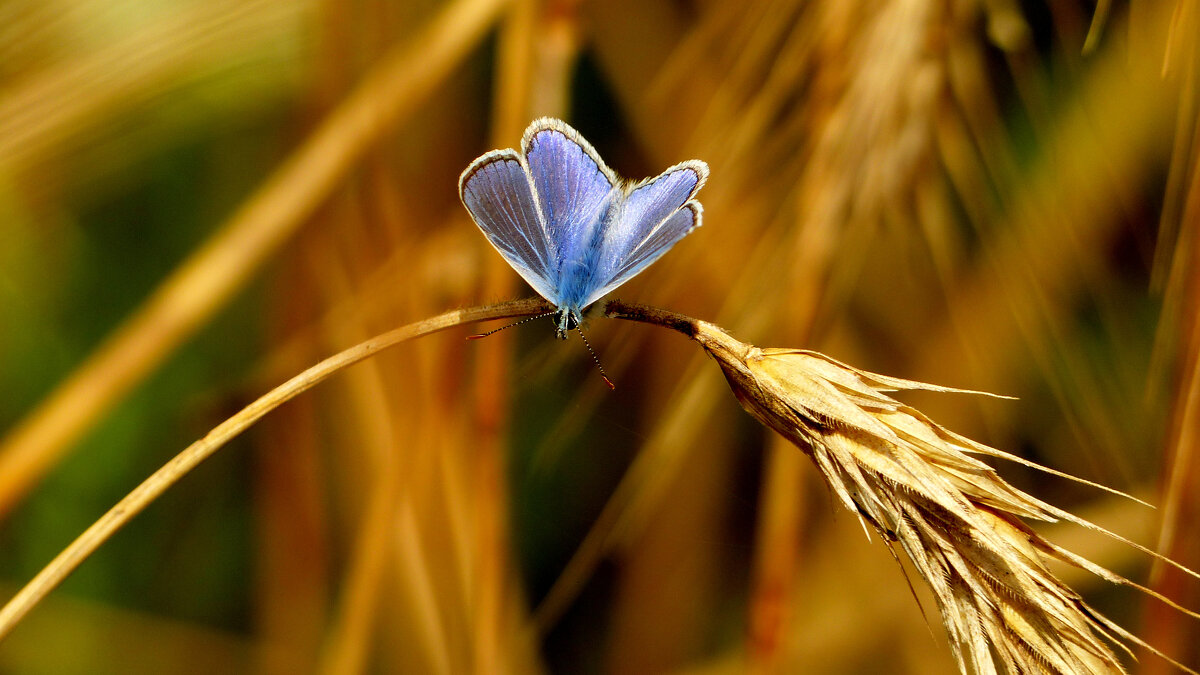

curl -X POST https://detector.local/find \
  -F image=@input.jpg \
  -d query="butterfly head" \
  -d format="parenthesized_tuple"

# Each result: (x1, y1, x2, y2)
(554, 307, 581, 340)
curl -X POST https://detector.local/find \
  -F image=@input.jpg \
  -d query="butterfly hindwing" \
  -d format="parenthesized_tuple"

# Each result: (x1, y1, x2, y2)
(580, 161, 707, 306)
(621, 162, 706, 241)
(459, 149, 558, 302)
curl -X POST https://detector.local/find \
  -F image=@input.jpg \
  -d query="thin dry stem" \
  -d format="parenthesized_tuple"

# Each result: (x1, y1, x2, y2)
(0, 298, 549, 644)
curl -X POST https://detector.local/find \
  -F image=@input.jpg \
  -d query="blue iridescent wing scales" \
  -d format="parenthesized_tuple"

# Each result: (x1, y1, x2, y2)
(461, 119, 708, 316)
(580, 161, 708, 306)
(522, 119, 619, 310)
(522, 119, 617, 257)
(458, 149, 558, 302)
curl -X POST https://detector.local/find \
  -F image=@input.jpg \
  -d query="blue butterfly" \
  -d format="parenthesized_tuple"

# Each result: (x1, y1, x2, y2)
(460, 117, 709, 340)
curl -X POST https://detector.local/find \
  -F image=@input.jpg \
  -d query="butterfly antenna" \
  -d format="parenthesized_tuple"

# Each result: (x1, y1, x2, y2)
(576, 329, 615, 390)
(467, 311, 556, 339)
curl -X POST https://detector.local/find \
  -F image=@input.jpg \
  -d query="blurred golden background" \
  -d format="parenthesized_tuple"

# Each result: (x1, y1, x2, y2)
(0, 0, 1197, 672)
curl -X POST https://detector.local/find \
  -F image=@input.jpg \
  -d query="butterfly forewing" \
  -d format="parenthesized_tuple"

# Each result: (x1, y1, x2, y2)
(459, 150, 558, 302)
(523, 120, 616, 280)
(621, 162, 706, 237)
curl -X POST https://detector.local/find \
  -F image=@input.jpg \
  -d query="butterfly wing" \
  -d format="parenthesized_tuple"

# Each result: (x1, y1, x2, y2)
(580, 160, 708, 307)
(459, 149, 558, 302)
(523, 118, 616, 244)
(461, 119, 706, 312)
(522, 119, 618, 306)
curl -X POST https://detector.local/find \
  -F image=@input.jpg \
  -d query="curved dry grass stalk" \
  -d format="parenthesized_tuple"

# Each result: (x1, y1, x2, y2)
(0, 298, 549, 645)
(0, 0, 509, 521)
(2, 294, 1195, 672)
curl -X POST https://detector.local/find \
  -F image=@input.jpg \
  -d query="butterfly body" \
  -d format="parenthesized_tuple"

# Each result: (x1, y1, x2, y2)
(460, 118, 708, 339)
